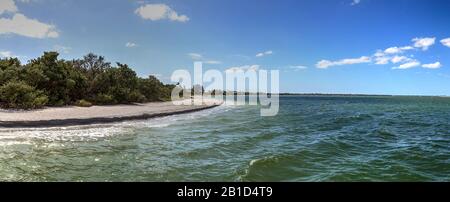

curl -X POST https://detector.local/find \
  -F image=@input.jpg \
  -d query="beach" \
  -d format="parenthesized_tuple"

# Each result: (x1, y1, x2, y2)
(0, 99, 221, 127)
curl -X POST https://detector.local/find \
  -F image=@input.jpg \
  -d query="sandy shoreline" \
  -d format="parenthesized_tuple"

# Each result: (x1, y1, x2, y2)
(0, 99, 221, 128)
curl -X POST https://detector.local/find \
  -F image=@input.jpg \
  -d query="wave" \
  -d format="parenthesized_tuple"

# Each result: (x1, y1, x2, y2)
(236, 152, 312, 182)
(316, 113, 374, 131)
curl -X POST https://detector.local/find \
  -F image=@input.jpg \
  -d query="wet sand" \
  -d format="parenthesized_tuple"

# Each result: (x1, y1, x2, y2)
(0, 99, 221, 128)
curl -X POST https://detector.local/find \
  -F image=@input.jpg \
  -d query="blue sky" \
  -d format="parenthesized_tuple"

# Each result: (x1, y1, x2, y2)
(1, 0, 450, 95)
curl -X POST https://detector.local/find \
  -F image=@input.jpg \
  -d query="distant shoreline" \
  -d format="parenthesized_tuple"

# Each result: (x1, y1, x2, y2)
(0, 99, 221, 128)
(277, 94, 450, 97)
(277, 93, 394, 96)
(223, 92, 449, 97)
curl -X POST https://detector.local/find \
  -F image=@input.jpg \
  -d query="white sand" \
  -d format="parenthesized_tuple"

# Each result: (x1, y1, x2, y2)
(0, 99, 221, 125)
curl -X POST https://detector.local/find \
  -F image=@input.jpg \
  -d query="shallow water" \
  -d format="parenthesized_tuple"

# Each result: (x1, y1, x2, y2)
(0, 96, 449, 181)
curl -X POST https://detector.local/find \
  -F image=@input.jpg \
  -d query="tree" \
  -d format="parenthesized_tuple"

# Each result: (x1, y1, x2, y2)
(90, 63, 141, 104)
(0, 57, 21, 85)
(138, 75, 165, 101)
(0, 80, 48, 109)
(73, 53, 110, 80)
(0, 51, 175, 109)
(65, 60, 89, 101)
(73, 53, 111, 99)
(24, 52, 88, 105)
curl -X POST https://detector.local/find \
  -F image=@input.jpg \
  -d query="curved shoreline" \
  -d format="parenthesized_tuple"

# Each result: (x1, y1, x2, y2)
(0, 102, 221, 128)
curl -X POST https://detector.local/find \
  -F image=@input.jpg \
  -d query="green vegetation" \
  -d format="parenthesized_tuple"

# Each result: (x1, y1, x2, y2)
(0, 52, 175, 109)
(74, 99, 93, 107)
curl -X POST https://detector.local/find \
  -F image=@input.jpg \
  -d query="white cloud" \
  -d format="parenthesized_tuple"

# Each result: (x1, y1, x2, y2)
(412, 37, 435, 50)
(0, 13, 59, 38)
(384, 46, 414, 54)
(290, 65, 308, 70)
(0, 50, 16, 58)
(374, 50, 385, 57)
(316, 60, 333, 69)
(391, 55, 411, 64)
(187, 53, 221, 64)
(203, 60, 221, 64)
(441, 38, 450, 48)
(225, 65, 260, 73)
(375, 57, 390, 65)
(351, 0, 361, 6)
(393, 60, 421, 69)
(135, 4, 189, 22)
(0, 0, 18, 14)
(316, 56, 371, 69)
(338, 56, 371, 64)
(126, 42, 137, 48)
(188, 53, 202, 60)
(401, 46, 414, 51)
(256, 50, 273, 57)
(316, 37, 441, 70)
(53, 45, 71, 54)
(422, 62, 442, 69)
(384, 47, 401, 54)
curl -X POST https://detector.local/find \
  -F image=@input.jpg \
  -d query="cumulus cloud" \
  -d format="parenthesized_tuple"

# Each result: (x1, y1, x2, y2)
(225, 65, 260, 73)
(316, 56, 371, 69)
(373, 44, 417, 67)
(384, 46, 414, 54)
(126, 42, 137, 48)
(393, 60, 421, 69)
(256, 50, 273, 57)
(135, 4, 189, 22)
(374, 56, 390, 65)
(373, 50, 385, 58)
(391, 55, 411, 64)
(0, 13, 59, 38)
(441, 38, 450, 48)
(317, 36, 442, 70)
(0, 0, 18, 14)
(0, 0, 59, 39)
(384, 47, 400, 54)
(413, 37, 435, 50)
(422, 62, 442, 69)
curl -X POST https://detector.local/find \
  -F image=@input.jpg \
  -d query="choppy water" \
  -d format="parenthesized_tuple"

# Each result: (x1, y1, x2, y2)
(0, 96, 449, 181)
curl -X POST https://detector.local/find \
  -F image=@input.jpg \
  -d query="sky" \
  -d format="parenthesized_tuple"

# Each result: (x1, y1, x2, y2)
(1, 0, 450, 95)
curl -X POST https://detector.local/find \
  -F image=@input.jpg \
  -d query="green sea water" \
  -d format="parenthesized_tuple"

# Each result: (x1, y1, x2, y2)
(0, 96, 449, 181)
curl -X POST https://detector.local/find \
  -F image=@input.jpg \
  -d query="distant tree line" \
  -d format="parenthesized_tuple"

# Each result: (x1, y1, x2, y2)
(0, 52, 175, 109)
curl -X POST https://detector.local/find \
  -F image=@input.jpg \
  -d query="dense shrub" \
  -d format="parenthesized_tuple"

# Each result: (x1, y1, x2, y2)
(128, 90, 147, 103)
(0, 81, 48, 109)
(92, 94, 115, 105)
(0, 52, 175, 109)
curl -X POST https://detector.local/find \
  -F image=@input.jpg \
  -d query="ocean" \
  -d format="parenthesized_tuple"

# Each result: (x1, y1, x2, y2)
(0, 96, 449, 181)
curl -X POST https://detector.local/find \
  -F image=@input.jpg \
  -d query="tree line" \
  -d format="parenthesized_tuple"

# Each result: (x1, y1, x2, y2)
(0, 52, 176, 109)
